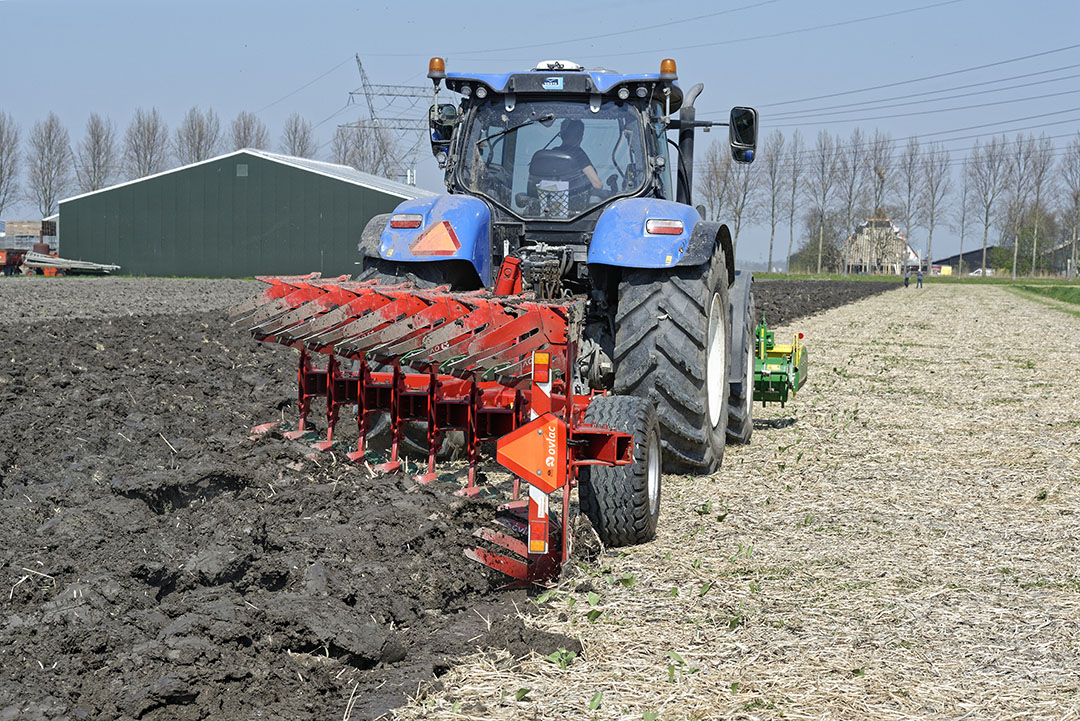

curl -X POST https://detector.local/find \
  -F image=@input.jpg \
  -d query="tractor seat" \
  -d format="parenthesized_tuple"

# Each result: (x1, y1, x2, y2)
(526, 149, 591, 216)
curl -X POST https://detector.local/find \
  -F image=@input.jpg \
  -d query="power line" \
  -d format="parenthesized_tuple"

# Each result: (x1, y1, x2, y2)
(831, 106, 1080, 140)
(762, 65, 1080, 119)
(255, 56, 355, 114)
(766, 88, 1080, 127)
(572, 0, 963, 60)
(356, 0, 960, 63)
(705, 110, 1080, 167)
(356, 0, 782, 59)
(442, 0, 782, 57)
(311, 102, 355, 130)
(761, 42, 1080, 108)
(941, 143, 1072, 170)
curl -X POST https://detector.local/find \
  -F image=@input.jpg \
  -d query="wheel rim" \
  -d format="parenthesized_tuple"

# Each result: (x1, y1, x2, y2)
(646, 428, 661, 516)
(744, 329, 754, 417)
(706, 293, 726, 428)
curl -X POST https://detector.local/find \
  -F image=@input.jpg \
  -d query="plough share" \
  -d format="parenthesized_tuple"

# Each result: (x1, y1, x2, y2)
(232, 273, 636, 586)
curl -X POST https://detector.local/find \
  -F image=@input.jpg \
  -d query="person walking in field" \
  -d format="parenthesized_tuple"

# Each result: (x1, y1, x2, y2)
(916, 268, 924, 288)
(904, 269, 911, 288)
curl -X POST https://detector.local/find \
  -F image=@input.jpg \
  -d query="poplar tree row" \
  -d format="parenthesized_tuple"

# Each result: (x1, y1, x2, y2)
(697, 129, 1080, 278)
(0, 109, 348, 216)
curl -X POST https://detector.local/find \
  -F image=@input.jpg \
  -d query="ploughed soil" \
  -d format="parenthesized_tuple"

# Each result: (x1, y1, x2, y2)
(753, 278, 899, 327)
(0, 276, 891, 720)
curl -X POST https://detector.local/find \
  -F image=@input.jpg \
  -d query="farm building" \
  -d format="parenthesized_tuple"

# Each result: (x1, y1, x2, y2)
(57, 150, 434, 277)
(843, 218, 920, 274)
(933, 246, 1002, 275)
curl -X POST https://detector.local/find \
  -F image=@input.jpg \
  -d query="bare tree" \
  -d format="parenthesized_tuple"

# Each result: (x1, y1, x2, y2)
(954, 163, 970, 275)
(75, 113, 118, 193)
(759, 130, 788, 271)
(785, 129, 804, 272)
(230, 111, 270, 151)
(280, 113, 316, 158)
(123, 108, 171, 179)
(1026, 134, 1055, 275)
(967, 136, 1011, 275)
(0, 112, 19, 217)
(330, 124, 397, 177)
(1062, 133, 1080, 280)
(805, 130, 838, 274)
(868, 130, 894, 214)
(836, 128, 868, 273)
(25, 113, 73, 216)
(894, 137, 921, 266)
(1005, 133, 1036, 280)
(726, 161, 758, 253)
(696, 140, 733, 222)
(919, 143, 951, 276)
(174, 106, 222, 165)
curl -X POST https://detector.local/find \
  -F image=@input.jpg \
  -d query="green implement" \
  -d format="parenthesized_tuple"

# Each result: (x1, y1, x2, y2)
(753, 318, 807, 407)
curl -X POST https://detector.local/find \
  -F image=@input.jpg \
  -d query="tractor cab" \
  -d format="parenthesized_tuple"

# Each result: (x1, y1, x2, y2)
(461, 99, 652, 219)
(361, 58, 757, 296)
(429, 60, 689, 226)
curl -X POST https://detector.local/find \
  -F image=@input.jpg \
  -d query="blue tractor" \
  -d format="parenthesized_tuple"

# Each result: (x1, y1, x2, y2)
(357, 57, 758, 544)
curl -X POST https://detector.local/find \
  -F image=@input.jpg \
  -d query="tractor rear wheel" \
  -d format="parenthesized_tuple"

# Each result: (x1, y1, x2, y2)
(726, 282, 755, 444)
(578, 395, 661, 547)
(613, 250, 730, 473)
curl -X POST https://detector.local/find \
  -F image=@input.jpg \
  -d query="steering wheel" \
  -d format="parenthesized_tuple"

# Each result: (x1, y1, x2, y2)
(480, 163, 513, 200)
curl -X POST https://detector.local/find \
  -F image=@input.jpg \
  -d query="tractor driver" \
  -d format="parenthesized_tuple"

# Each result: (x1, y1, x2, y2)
(556, 119, 604, 192)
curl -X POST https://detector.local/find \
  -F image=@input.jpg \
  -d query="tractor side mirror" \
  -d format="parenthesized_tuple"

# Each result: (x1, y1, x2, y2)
(429, 103, 460, 160)
(729, 106, 757, 163)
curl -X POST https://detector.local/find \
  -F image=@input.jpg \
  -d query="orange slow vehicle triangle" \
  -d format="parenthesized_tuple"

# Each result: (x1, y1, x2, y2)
(409, 221, 461, 256)
(496, 413, 567, 495)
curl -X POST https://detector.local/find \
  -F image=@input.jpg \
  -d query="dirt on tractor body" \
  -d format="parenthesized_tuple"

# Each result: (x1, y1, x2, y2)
(0, 276, 877, 720)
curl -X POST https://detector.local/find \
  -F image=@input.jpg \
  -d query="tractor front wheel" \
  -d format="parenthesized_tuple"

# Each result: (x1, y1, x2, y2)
(614, 250, 730, 473)
(578, 395, 661, 547)
(726, 280, 755, 444)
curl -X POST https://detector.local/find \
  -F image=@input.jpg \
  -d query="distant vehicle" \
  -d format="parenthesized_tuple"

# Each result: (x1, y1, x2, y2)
(968, 268, 995, 277)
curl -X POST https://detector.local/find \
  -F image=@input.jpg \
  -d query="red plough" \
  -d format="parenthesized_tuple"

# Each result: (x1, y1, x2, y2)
(233, 274, 634, 585)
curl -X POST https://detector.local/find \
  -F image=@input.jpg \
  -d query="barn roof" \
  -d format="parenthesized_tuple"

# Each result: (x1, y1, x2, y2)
(59, 148, 436, 206)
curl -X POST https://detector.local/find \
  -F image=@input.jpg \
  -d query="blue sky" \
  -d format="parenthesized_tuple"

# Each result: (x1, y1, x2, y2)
(2, 0, 1078, 265)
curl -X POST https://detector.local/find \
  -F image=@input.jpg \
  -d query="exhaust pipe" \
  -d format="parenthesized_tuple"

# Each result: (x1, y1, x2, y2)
(676, 83, 704, 206)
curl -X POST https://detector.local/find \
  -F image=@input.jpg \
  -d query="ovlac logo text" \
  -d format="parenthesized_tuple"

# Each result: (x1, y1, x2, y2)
(545, 421, 558, 467)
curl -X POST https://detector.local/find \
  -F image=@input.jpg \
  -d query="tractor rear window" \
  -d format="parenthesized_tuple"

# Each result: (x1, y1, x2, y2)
(459, 97, 647, 220)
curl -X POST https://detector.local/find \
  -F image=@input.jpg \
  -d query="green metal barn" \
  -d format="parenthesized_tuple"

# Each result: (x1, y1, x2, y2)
(58, 149, 434, 277)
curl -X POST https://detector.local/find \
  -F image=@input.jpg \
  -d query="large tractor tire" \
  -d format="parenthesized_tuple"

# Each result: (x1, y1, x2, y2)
(578, 395, 661, 547)
(726, 271, 755, 445)
(613, 250, 730, 474)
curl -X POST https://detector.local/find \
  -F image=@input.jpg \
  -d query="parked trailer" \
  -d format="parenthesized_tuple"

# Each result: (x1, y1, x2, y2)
(20, 251, 121, 276)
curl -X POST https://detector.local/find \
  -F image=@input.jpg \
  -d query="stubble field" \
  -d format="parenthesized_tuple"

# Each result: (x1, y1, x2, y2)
(395, 283, 1080, 720)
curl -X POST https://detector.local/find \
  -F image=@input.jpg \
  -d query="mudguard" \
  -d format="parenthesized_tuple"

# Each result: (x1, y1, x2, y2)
(588, 198, 701, 269)
(727, 269, 754, 385)
(358, 195, 493, 286)
(683, 220, 736, 287)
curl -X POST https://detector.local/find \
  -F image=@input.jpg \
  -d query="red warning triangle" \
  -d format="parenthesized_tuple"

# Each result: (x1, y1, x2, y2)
(409, 221, 461, 256)
(496, 413, 567, 494)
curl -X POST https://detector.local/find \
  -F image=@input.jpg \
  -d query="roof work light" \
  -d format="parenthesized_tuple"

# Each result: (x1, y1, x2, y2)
(428, 57, 446, 82)
(659, 58, 677, 81)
